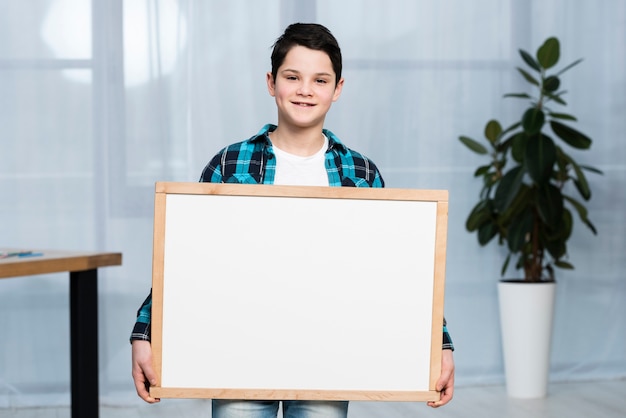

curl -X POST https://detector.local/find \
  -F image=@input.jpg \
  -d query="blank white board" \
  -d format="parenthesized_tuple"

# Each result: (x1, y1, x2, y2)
(150, 182, 449, 402)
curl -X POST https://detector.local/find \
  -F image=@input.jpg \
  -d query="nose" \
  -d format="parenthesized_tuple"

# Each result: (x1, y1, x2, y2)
(297, 80, 313, 96)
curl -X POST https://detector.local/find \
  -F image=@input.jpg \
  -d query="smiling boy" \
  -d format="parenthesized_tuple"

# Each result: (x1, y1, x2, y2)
(131, 23, 454, 417)
(267, 44, 342, 156)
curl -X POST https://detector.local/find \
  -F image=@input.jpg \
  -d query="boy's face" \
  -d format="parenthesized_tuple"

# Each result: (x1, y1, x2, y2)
(267, 45, 344, 131)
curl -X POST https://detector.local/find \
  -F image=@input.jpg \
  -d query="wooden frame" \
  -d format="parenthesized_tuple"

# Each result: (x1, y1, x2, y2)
(150, 182, 448, 402)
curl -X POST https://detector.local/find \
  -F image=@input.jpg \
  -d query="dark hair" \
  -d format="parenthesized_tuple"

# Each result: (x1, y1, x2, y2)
(271, 23, 342, 86)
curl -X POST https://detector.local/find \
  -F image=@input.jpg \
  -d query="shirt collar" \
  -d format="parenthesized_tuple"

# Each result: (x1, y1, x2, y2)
(249, 124, 348, 153)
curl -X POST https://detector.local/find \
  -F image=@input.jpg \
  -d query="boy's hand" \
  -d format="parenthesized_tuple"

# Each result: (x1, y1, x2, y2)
(131, 340, 160, 403)
(427, 349, 455, 408)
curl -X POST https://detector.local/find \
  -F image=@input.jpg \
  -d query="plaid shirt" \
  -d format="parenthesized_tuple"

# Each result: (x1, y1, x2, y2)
(131, 124, 453, 350)
(200, 124, 384, 187)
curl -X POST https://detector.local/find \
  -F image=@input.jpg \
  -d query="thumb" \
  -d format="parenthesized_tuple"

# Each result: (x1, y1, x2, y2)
(138, 359, 158, 386)
(437, 369, 451, 391)
(144, 367, 158, 386)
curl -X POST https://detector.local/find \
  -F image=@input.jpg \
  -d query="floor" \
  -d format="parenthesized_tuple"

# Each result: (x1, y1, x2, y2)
(1, 379, 625, 418)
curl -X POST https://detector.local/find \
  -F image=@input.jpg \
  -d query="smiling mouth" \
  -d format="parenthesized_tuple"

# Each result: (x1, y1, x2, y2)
(293, 101, 315, 107)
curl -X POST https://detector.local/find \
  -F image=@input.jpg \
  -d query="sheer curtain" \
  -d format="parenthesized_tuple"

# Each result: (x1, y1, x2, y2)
(0, 0, 624, 407)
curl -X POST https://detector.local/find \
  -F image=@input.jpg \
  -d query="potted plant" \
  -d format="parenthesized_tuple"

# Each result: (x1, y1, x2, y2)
(458, 37, 602, 398)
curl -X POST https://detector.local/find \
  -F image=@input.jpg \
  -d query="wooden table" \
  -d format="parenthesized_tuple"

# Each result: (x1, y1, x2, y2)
(0, 249, 122, 418)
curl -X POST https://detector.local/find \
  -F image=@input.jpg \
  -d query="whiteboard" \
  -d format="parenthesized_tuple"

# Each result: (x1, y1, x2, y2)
(150, 182, 448, 402)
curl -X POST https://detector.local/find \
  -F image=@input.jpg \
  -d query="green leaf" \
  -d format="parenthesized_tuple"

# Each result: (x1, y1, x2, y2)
(570, 160, 591, 200)
(510, 133, 526, 162)
(554, 145, 570, 182)
(545, 206, 573, 242)
(485, 120, 502, 143)
(554, 260, 574, 269)
(580, 165, 604, 175)
(517, 67, 540, 86)
(537, 183, 564, 226)
(583, 219, 598, 235)
(507, 210, 533, 252)
(558, 149, 599, 199)
(496, 139, 510, 154)
(526, 134, 557, 184)
(497, 122, 523, 147)
(545, 236, 567, 260)
(466, 200, 491, 232)
(550, 121, 592, 149)
(474, 165, 491, 177)
(477, 222, 499, 246)
(494, 166, 525, 212)
(583, 218, 598, 235)
(549, 112, 577, 121)
(459, 136, 489, 154)
(537, 37, 560, 69)
(556, 58, 583, 76)
(544, 209, 572, 258)
(481, 171, 500, 191)
(519, 48, 541, 72)
(501, 254, 511, 277)
(522, 108, 545, 135)
(501, 122, 522, 136)
(544, 91, 567, 105)
(543, 75, 560, 92)
(504, 93, 533, 100)
(563, 194, 589, 222)
(497, 184, 531, 226)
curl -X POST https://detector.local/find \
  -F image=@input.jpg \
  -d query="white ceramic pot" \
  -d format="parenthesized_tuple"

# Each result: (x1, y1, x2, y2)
(498, 280, 556, 398)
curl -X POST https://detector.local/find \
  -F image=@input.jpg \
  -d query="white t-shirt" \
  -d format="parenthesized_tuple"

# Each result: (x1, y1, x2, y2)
(272, 136, 330, 186)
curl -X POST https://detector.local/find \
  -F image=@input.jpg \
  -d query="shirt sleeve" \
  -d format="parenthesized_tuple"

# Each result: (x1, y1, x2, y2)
(130, 290, 152, 342)
(442, 317, 454, 351)
(199, 150, 224, 183)
(131, 148, 227, 344)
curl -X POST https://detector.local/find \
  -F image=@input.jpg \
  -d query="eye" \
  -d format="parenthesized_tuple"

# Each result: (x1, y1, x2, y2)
(285, 75, 298, 81)
(316, 79, 328, 84)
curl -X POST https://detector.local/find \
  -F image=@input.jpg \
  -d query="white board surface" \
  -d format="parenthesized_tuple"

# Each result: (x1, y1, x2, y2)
(151, 182, 448, 401)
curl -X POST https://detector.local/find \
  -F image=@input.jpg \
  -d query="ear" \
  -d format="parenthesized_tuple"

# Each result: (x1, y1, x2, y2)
(332, 77, 345, 102)
(266, 72, 276, 97)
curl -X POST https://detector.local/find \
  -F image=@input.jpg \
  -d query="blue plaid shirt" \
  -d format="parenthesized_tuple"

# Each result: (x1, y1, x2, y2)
(200, 124, 384, 187)
(131, 124, 453, 350)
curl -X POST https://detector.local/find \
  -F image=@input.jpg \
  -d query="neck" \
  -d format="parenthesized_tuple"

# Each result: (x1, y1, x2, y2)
(270, 126, 325, 157)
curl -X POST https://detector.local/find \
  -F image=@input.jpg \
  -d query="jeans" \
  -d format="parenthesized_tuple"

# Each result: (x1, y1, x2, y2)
(212, 400, 349, 418)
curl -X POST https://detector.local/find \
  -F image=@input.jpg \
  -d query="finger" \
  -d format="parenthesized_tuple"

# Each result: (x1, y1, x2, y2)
(133, 370, 160, 403)
(427, 380, 454, 408)
(427, 392, 450, 408)
(133, 374, 151, 401)
(137, 358, 158, 387)
(439, 387, 454, 406)
(136, 381, 160, 403)
(436, 370, 452, 391)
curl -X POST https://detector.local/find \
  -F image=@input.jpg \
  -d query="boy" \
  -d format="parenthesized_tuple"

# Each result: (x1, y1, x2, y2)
(131, 23, 455, 417)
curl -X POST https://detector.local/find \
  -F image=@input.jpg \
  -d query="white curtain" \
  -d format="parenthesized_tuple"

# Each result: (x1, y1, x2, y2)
(0, 0, 624, 407)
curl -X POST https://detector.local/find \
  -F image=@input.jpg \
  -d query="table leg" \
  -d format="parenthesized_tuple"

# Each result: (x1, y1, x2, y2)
(70, 269, 99, 418)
